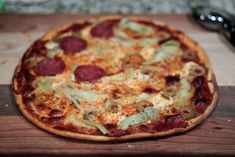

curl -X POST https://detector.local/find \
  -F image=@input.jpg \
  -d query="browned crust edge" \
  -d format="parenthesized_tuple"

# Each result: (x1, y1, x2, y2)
(12, 15, 219, 141)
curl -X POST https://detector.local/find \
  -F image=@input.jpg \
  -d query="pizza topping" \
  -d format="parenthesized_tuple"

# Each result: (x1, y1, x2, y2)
(119, 107, 157, 130)
(182, 49, 197, 62)
(137, 93, 151, 102)
(105, 100, 122, 114)
(180, 105, 197, 119)
(48, 109, 63, 117)
(33, 77, 53, 93)
(175, 78, 193, 107)
(136, 100, 153, 112)
(182, 62, 206, 78)
(140, 65, 163, 75)
(165, 75, 180, 86)
(45, 41, 59, 50)
(83, 110, 97, 120)
(66, 110, 109, 135)
(74, 64, 106, 82)
(59, 36, 87, 54)
(161, 88, 176, 99)
(150, 92, 174, 112)
(90, 20, 118, 39)
(45, 42, 61, 58)
(122, 54, 144, 68)
(79, 120, 110, 135)
(143, 87, 157, 94)
(152, 40, 181, 62)
(56, 86, 106, 106)
(34, 57, 65, 76)
(193, 76, 204, 88)
(118, 18, 154, 36)
(157, 31, 171, 41)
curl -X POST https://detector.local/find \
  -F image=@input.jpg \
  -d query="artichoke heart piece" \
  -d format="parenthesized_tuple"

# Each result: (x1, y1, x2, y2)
(174, 78, 196, 119)
(33, 77, 53, 93)
(175, 78, 192, 107)
(55, 86, 105, 107)
(119, 18, 154, 35)
(153, 40, 182, 62)
(79, 119, 110, 135)
(66, 111, 109, 135)
(119, 107, 157, 130)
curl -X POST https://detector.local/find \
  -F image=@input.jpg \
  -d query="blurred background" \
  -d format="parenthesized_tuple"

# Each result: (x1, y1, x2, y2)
(0, 0, 234, 14)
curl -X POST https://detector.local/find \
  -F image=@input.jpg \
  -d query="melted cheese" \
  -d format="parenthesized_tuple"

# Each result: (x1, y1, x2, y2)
(97, 69, 150, 95)
(149, 92, 174, 112)
(140, 45, 157, 61)
(181, 61, 206, 78)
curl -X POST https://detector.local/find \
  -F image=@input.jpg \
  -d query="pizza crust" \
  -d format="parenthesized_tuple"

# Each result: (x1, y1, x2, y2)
(12, 15, 219, 141)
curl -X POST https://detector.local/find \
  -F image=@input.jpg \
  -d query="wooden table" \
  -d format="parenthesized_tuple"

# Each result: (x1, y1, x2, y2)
(0, 14, 234, 156)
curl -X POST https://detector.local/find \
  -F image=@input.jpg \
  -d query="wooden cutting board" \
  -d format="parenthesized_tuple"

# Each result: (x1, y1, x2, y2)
(0, 14, 234, 156)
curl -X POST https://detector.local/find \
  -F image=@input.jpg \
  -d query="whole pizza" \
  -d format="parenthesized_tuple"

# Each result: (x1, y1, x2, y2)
(12, 16, 218, 141)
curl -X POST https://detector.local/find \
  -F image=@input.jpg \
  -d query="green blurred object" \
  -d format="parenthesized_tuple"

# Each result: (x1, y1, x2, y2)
(0, 0, 4, 12)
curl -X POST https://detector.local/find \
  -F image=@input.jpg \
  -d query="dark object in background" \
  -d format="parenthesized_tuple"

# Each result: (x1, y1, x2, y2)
(192, 6, 235, 47)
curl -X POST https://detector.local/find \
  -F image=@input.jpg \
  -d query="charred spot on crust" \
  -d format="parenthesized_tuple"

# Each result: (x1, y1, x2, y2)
(23, 40, 48, 59)
(15, 68, 35, 94)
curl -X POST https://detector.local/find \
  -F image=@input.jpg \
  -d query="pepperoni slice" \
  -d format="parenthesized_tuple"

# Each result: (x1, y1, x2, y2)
(59, 36, 87, 54)
(34, 57, 65, 76)
(90, 20, 118, 39)
(74, 64, 106, 82)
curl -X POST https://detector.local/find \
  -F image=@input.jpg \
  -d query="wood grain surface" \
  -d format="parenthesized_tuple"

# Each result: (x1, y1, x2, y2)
(0, 14, 235, 156)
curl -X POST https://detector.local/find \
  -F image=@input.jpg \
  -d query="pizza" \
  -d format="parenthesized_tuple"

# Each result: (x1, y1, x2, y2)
(12, 15, 218, 141)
